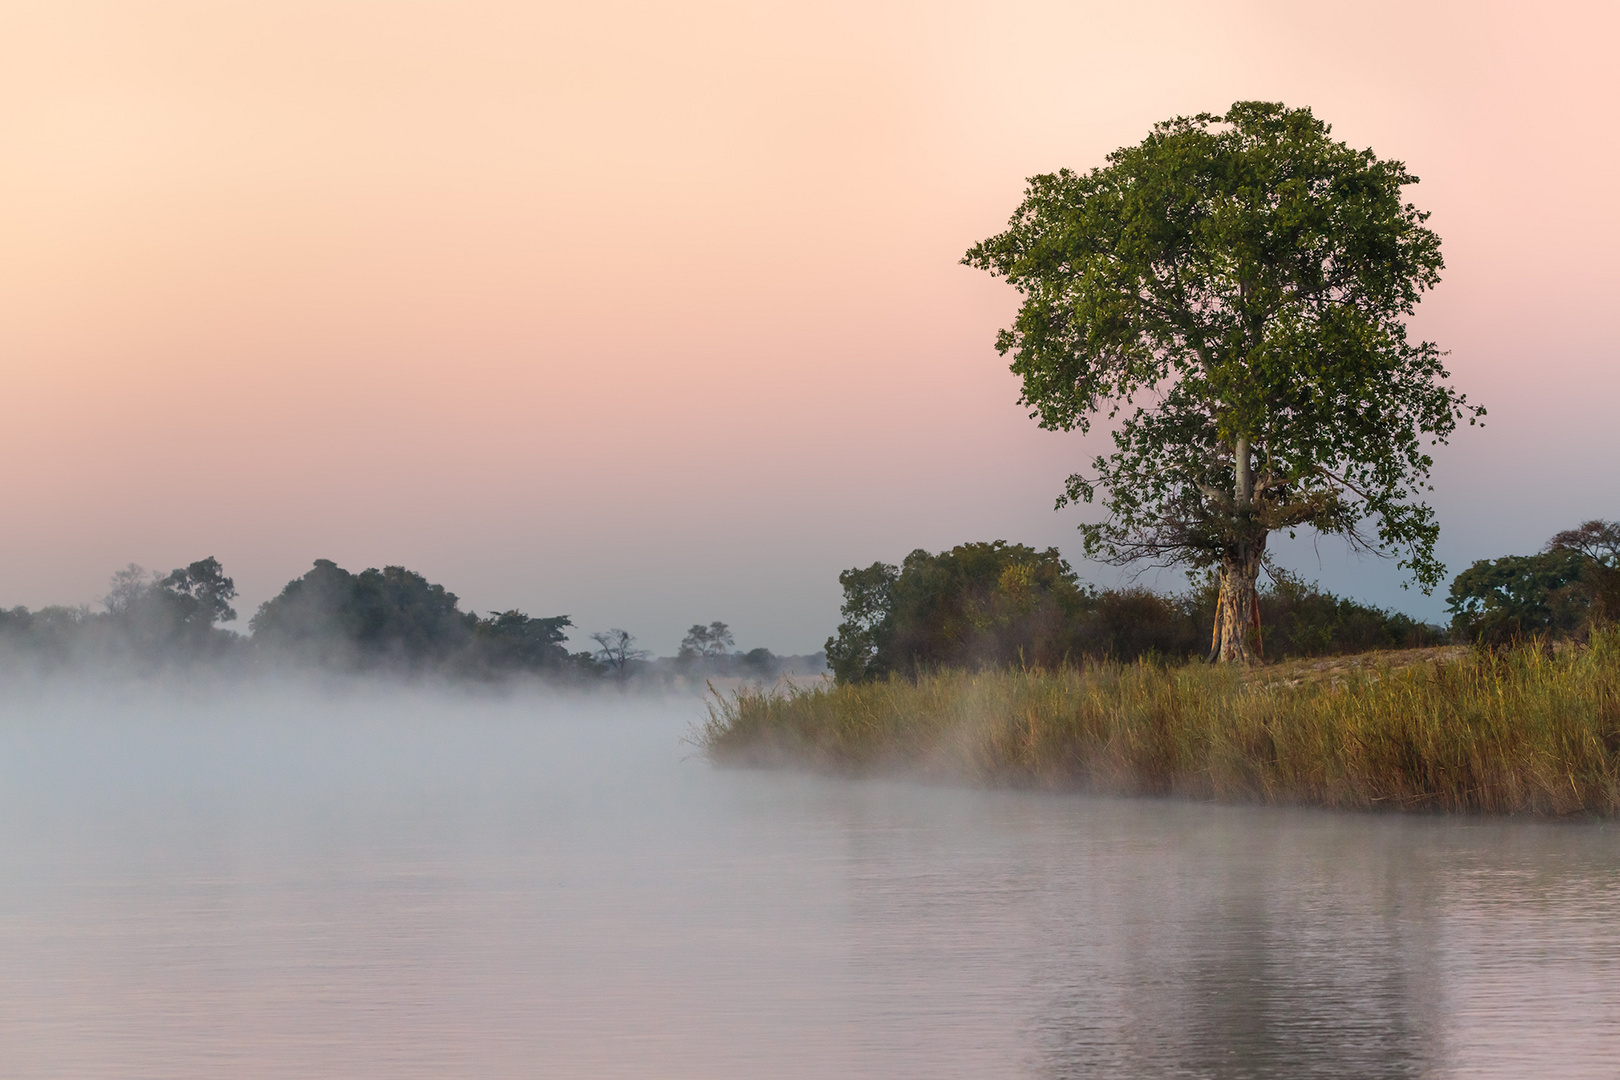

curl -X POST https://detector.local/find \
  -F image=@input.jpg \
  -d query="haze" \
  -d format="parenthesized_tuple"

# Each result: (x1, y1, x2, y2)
(4, 678, 1620, 1077)
(3, 0, 1615, 652)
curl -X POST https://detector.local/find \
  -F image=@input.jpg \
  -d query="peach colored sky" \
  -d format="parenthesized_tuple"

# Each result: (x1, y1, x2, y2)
(2, 0, 1617, 652)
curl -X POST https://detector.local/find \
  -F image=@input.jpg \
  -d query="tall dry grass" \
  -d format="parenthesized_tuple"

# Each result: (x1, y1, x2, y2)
(702, 630, 1620, 814)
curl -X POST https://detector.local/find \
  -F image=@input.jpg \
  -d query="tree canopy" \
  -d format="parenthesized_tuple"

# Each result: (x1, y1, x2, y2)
(678, 621, 734, 660)
(826, 542, 1085, 682)
(892, 542, 1083, 676)
(250, 559, 580, 673)
(1448, 520, 1620, 644)
(158, 557, 239, 627)
(964, 101, 1481, 661)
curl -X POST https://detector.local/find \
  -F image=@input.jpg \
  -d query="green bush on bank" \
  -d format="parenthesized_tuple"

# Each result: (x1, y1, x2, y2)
(705, 630, 1620, 815)
(1447, 520, 1620, 646)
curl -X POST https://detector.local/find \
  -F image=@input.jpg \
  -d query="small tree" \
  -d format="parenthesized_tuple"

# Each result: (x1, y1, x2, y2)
(964, 102, 1482, 662)
(738, 647, 777, 677)
(824, 562, 898, 684)
(701, 621, 733, 657)
(677, 621, 735, 667)
(678, 625, 705, 661)
(591, 628, 648, 675)
(1547, 520, 1620, 567)
(160, 557, 238, 626)
(825, 542, 1089, 681)
(103, 564, 153, 616)
(1548, 520, 1620, 625)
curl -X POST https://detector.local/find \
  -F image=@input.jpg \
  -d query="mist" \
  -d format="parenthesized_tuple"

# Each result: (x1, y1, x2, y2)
(0, 555, 824, 689)
(3, 674, 1620, 1077)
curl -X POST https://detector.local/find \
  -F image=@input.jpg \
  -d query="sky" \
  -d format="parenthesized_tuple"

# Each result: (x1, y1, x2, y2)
(2, 0, 1616, 654)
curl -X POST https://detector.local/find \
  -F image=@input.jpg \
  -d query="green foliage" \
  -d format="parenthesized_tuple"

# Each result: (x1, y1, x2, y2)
(883, 542, 1085, 676)
(1548, 519, 1620, 567)
(1257, 568, 1444, 654)
(824, 541, 1435, 683)
(471, 610, 574, 671)
(0, 605, 96, 663)
(1447, 552, 1588, 645)
(250, 559, 460, 664)
(824, 561, 898, 684)
(705, 630, 1620, 816)
(825, 543, 1086, 681)
(963, 101, 1480, 592)
(1447, 520, 1620, 645)
(2, 555, 592, 678)
(672, 618, 787, 678)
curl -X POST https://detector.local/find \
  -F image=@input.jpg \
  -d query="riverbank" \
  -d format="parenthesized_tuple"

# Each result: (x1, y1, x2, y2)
(701, 631, 1620, 815)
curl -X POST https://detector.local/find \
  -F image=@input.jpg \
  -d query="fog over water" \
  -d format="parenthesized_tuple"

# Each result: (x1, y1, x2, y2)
(2, 678, 1619, 1078)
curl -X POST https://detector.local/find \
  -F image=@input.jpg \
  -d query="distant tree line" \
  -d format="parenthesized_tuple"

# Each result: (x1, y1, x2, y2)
(825, 541, 1446, 684)
(1, 558, 245, 667)
(673, 621, 788, 678)
(0, 557, 820, 681)
(0, 557, 593, 677)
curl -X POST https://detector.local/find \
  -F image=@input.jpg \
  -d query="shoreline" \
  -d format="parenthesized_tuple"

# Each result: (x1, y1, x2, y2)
(702, 633, 1620, 816)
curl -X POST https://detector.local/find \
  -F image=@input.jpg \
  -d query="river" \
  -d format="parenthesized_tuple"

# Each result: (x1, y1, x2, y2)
(0, 680, 1616, 1077)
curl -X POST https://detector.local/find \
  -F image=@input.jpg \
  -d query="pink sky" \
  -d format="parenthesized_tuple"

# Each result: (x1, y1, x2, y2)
(2, 0, 1616, 652)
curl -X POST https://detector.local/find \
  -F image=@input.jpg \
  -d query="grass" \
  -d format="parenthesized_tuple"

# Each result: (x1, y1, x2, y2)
(700, 630, 1620, 815)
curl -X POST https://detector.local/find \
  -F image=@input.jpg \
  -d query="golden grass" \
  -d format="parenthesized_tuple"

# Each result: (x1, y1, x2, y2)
(701, 630, 1620, 815)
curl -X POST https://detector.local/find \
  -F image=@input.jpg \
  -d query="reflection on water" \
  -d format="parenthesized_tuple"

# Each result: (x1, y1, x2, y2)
(0, 682, 1617, 1078)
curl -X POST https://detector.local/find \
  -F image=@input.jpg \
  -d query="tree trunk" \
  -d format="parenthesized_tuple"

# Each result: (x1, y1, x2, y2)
(1210, 436, 1265, 664)
(1211, 552, 1264, 664)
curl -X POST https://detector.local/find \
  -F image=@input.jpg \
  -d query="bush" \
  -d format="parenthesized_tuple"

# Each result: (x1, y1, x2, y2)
(1447, 519, 1620, 646)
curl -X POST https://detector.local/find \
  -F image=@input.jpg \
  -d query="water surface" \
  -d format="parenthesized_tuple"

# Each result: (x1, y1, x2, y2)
(1, 680, 1616, 1078)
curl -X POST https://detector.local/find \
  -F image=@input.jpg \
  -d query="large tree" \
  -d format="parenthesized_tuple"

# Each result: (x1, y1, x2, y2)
(964, 102, 1481, 662)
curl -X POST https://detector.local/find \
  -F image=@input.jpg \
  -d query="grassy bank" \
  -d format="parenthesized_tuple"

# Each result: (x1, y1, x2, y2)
(701, 631, 1620, 815)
